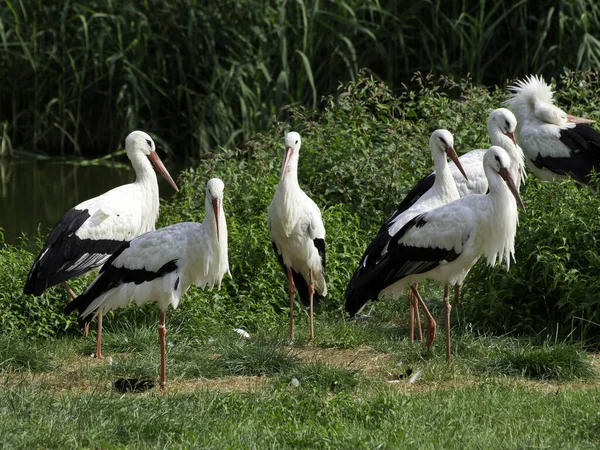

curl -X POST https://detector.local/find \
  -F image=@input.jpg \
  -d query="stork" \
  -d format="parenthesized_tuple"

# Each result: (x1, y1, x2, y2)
(268, 132, 326, 342)
(505, 75, 598, 184)
(24, 130, 178, 359)
(346, 146, 525, 362)
(394, 109, 526, 334)
(374, 130, 468, 343)
(64, 178, 229, 389)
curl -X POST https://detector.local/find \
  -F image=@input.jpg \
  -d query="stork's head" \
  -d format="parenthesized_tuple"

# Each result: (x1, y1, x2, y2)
(281, 131, 302, 180)
(206, 178, 225, 241)
(505, 75, 595, 126)
(125, 130, 179, 191)
(487, 108, 517, 145)
(429, 129, 468, 181)
(484, 146, 525, 212)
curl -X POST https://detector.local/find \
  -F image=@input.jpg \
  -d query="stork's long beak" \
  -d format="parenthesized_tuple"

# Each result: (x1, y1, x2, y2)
(498, 167, 526, 212)
(506, 131, 517, 146)
(446, 146, 469, 181)
(212, 198, 221, 241)
(281, 147, 293, 180)
(567, 114, 596, 124)
(147, 152, 179, 191)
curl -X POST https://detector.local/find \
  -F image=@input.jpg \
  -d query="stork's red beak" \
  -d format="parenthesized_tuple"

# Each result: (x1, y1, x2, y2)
(498, 167, 525, 212)
(446, 146, 468, 181)
(506, 131, 517, 146)
(212, 198, 221, 241)
(281, 147, 293, 180)
(147, 152, 179, 191)
(567, 114, 595, 124)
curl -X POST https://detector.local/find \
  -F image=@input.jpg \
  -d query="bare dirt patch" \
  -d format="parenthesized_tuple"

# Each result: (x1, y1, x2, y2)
(290, 345, 392, 376)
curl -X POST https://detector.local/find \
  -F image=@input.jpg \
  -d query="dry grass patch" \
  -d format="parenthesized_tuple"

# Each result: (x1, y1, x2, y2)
(290, 345, 391, 376)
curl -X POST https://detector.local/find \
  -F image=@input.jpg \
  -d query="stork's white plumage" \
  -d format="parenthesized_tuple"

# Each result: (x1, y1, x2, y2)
(268, 132, 326, 341)
(24, 130, 178, 359)
(377, 130, 467, 343)
(396, 109, 525, 215)
(505, 75, 598, 184)
(394, 109, 526, 337)
(346, 146, 525, 362)
(65, 178, 229, 389)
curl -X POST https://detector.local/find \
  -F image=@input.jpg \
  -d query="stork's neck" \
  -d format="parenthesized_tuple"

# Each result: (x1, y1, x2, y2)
(485, 166, 515, 208)
(203, 197, 229, 280)
(279, 160, 301, 193)
(432, 151, 459, 199)
(489, 132, 525, 184)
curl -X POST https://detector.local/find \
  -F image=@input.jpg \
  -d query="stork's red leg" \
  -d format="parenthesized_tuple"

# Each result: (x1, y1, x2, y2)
(454, 284, 461, 307)
(158, 311, 167, 390)
(444, 284, 452, 364)
(287, 267, 295, 342)
(308, 269, 315, 342)
(414, 295, 423, 342)
(408, 291, 415, 343)
(410, 285, 437, 350)
(95, 311, 104, 360)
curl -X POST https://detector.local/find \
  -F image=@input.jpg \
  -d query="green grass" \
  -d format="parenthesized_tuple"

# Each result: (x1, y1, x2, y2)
(0, 320, 598, 449)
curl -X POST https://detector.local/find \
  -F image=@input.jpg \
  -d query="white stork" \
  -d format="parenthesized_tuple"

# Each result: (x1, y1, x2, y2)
(377, 129, 468, 343)
(396, 109, 526, 335)
(64, 178, 229, 389)
(268, 131, 326, 342)
(345, 146, 525, 362)
(24, 130, 178, 359)
(505, 75, 598, 184)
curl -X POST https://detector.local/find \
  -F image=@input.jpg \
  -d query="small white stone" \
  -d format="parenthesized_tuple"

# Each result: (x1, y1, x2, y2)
(234, 328, 250, 339)
(208, 337, 215, 343)
(106, 356, 114, 366)
(289, 377, 300, 387)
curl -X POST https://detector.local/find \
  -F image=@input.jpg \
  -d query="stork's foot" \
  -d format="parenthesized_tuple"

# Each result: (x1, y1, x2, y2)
(425, 320, 437, 350)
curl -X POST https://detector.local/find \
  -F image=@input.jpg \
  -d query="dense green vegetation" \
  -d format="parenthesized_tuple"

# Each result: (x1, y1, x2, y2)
(2, 71, 600, 448)
(2, 1, 600, 156)
(3, 71, 600, 345)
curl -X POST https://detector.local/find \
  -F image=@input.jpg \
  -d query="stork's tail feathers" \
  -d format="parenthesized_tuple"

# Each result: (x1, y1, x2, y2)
(23, 270, 48, 296)
(64, 293, 95, 329)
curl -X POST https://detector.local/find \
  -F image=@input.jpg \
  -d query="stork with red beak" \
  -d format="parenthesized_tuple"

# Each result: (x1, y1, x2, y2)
(506, 75, 598, 184)
(24, 130, 179, 359)
(64, 178, 229, 389)
(268, 132, 327, 342)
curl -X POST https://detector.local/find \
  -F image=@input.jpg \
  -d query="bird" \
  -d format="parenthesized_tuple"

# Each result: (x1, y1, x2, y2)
(345, 146, 525, 362)
(505, 75, 598, 184)
(268, 131, 326, 342)
(392, 109, 525, 218)
(24, 130, 179, 359)
(373, 129, 468, 343)
(64, 178, 229, 389)
(392, 109, 526, 335)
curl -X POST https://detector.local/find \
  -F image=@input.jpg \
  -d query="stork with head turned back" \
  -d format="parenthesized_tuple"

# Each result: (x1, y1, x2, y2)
(24, 131, 179, 359)
(374, 129, 468, 343)
(506, 75, 598, 184)
(65, 178, 229, 389)
(268, 132, 326, 342)
(346, 146, 525, 362)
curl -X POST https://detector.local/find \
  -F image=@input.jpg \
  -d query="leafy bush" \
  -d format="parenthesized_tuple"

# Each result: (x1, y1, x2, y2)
(4, 71, 600, 346)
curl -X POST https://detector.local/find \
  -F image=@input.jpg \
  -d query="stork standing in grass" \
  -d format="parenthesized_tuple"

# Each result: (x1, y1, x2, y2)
(506, 75, 598, 184)
(268, 132, 326, 342)
(65, 178, 229, 389)
(373, 129, 468, 343)
(24, 131, 179, 359)
(395, 109, 526, 337)
(346, 147, 525, 362)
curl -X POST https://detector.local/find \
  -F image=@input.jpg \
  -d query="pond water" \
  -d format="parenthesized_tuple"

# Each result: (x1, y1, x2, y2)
(0, 159, 183, 250)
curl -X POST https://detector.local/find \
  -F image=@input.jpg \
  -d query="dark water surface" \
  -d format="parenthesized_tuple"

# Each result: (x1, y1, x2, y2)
(0, 159, 183, 250)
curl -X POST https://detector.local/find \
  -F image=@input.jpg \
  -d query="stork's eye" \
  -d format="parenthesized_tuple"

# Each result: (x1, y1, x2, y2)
(494, 155, 501, 164)
(439, 137, 447, 146)
(505, 120, 510, 127)
(146, 139, 152, 147)
(295, 140, 298, 144)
